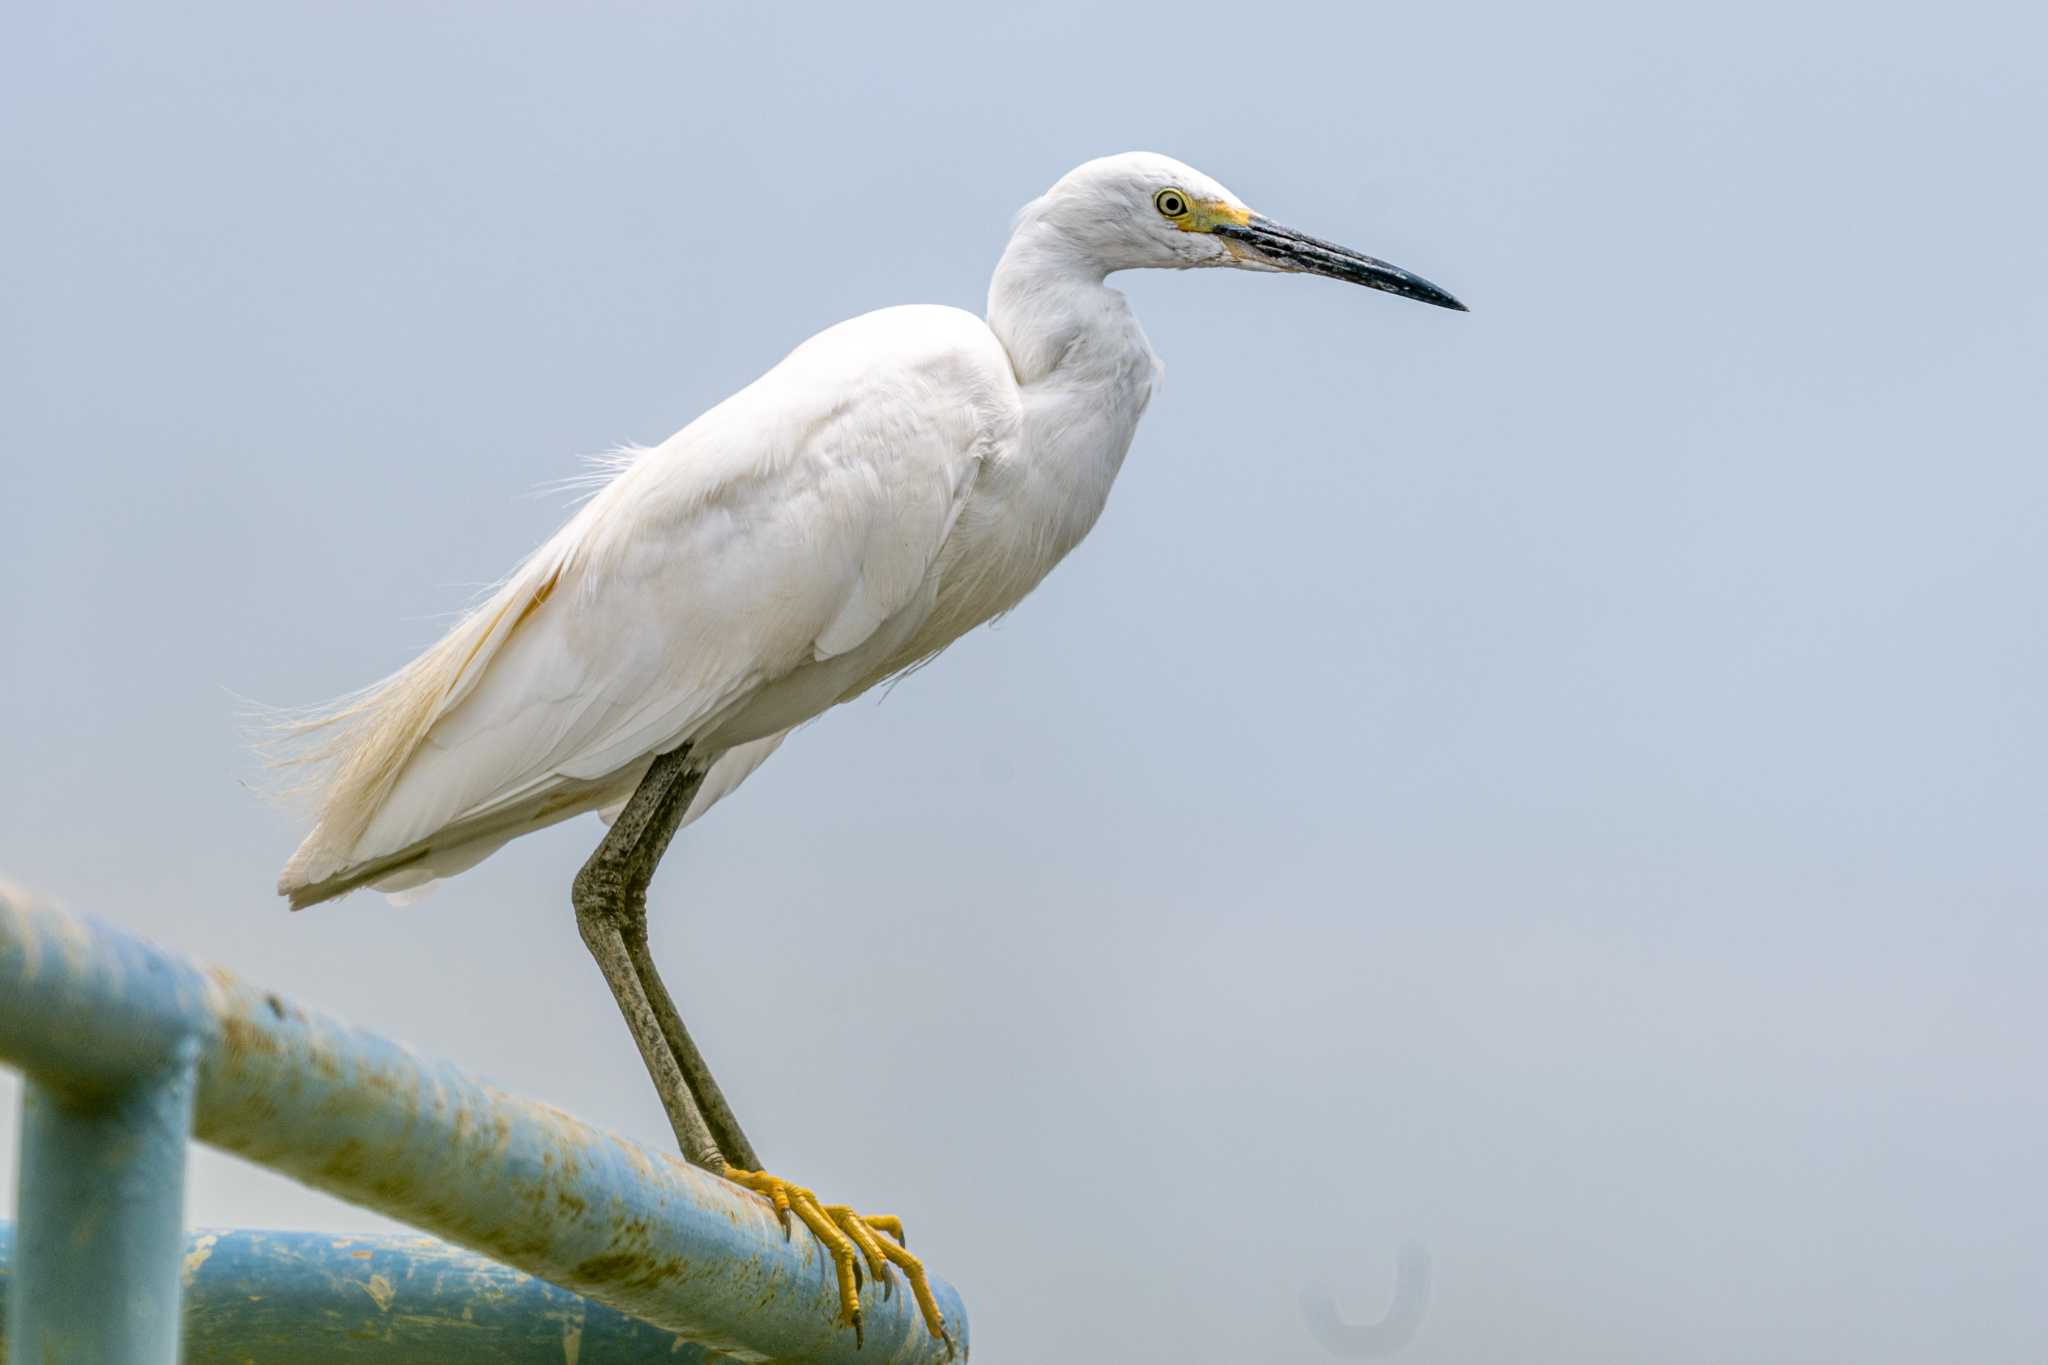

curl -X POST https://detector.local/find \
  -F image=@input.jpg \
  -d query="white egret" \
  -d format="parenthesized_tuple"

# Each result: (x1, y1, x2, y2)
(276, 151, 1464, 1345)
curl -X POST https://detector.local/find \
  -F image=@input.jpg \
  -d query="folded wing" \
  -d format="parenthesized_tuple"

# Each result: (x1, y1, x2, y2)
(278, 305, 1019, 907)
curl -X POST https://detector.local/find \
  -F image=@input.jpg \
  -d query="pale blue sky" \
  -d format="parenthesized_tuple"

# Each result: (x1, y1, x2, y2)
(4, 3, 2045, 1361)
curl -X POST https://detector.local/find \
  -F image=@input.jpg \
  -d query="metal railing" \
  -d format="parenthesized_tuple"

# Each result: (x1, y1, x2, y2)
(0, 1223, 724, 1362)
(0, 884, 967, 1363)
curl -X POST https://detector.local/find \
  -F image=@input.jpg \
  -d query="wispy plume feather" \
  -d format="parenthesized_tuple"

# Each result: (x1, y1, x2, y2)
(255, 451, 643, 905)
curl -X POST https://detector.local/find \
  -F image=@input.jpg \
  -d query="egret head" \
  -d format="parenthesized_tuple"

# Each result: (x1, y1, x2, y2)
(1026, 151, 1465, 311)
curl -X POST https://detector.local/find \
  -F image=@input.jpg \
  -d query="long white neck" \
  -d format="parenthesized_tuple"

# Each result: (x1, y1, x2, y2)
(988, 215, 1143, 386)
(980, 214, 1161, 570)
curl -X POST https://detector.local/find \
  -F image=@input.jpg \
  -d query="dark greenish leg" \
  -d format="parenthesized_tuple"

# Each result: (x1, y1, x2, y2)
(570, 745, 758, 1171)
(577, 749, 951, 1352)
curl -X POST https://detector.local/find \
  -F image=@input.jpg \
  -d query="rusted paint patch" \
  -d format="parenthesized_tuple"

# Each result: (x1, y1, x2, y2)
(363, 1270, 397, 1311)
(368, 1165, 418, 1204)
(611, 1130, 656, 1179)
(571, 1247, 687, 1291)
(217, 1004, 284, 1061)
(322, 1137, 370, 1182)
(569, 1212, 691, 1294)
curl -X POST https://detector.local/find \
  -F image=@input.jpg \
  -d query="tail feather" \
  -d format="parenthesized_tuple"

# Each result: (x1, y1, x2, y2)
(282, 762, 636, 909)
(272, 542, 572, 900)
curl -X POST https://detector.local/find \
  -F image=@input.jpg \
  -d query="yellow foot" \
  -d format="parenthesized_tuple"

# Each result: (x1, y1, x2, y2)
(722, 1165, 951, 1353)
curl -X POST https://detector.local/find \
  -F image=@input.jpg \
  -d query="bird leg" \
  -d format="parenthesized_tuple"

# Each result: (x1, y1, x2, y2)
(571, 745, 754, 1170)
(574, 747, 950, 1352)
(623, 909, 762, 1170)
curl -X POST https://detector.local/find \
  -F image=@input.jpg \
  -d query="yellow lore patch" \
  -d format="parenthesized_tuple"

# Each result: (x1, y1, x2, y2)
(1177, 197, 1254, 232)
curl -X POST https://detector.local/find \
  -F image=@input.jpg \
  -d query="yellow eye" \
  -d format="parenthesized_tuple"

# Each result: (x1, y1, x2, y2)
(1153, 187, 1191, 219)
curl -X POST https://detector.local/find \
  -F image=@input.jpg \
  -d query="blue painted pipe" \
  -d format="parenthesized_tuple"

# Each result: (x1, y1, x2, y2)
(0, 888, 968, 1363)
(10, 1058, 198, 1364)
(0, 1222, 718, 1363)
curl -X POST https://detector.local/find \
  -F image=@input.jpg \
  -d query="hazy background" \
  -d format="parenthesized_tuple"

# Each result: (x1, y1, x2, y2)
(4, 3, 2044, 1361)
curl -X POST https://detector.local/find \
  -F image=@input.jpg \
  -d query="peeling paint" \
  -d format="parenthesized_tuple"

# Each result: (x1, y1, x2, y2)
(364, 1271, 397, 1311)
(180, 1231, 219, 1287)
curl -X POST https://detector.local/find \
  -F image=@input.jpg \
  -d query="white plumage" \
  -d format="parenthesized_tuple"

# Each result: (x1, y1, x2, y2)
(278, 151, 1463, 908)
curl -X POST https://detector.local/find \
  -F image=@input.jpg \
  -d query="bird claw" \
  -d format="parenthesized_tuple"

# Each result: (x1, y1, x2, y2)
(721, 1166, 947, 1346)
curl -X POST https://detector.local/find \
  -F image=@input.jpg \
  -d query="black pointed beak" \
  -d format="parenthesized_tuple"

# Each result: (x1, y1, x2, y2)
(1214, 215, 1467, 312)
